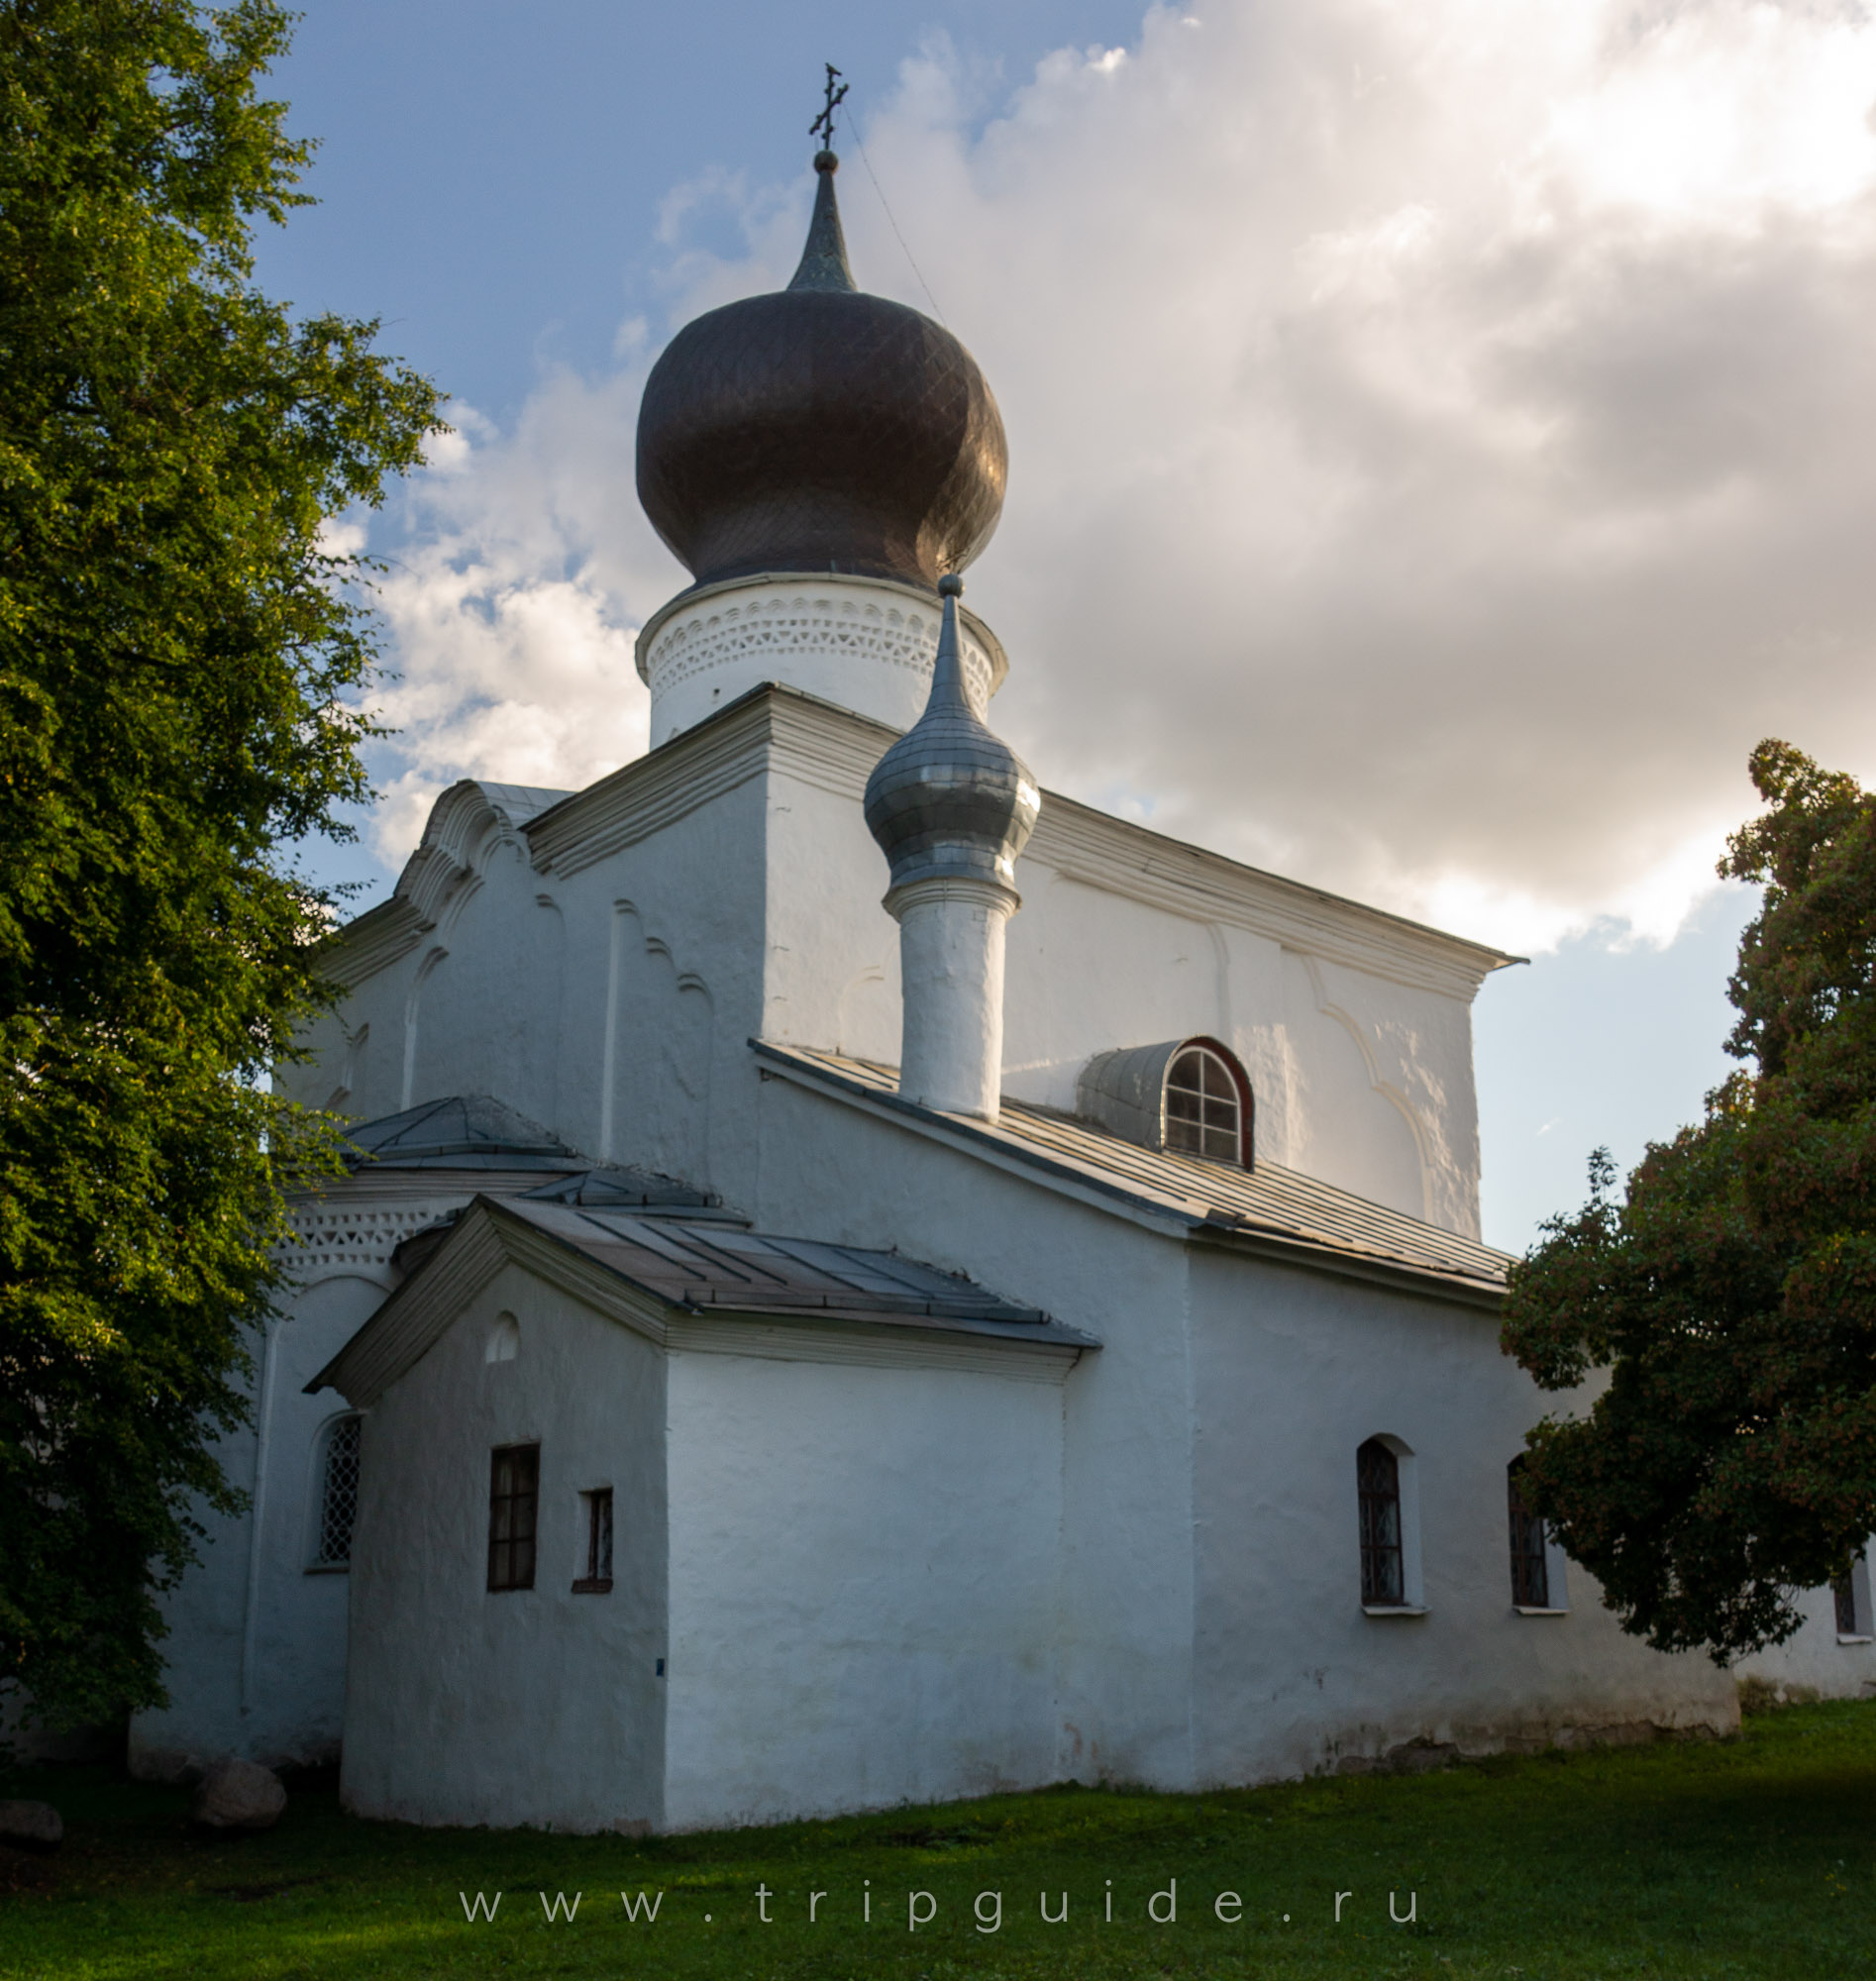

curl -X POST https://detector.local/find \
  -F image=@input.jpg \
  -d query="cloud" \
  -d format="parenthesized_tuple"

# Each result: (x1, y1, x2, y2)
(361, 372, 678, 856)
(362, 0, 1876, 954)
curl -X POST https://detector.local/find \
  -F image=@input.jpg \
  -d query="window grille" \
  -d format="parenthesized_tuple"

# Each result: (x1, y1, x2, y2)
(313, 1414, 363, 1568)
(1358, 1438, 1404, 1606)
(1164, 1047, 1241, 1163)
(487, 1443, 540, 1592)
(573, 1488, 614, 1594)
(1508, 1463, 1549, 1608)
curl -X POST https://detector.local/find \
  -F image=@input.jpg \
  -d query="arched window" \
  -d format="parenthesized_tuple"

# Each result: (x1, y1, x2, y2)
(1358, 1438, 1404, 1607)
(1163, 1044, 1245, 1163)
(1835, 1549, 1872, 1640)
(310, 1413, 363, 1570)
(1508, 1460, 1548, 1609)
(1078, 1035, 1254, 1168)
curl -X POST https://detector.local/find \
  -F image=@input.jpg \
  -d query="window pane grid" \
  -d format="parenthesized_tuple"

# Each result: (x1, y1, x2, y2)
(1164, 1048, 1241, 1164)
(1357, 1439, 1404, 1606)
(1508, 1469, 1549, 1609)
(315, 1415, 362, 1567)
(1836, 1570, 1860, 1635)
(574, 1488, 614, 1594)
(487, 1444, 539, 1592)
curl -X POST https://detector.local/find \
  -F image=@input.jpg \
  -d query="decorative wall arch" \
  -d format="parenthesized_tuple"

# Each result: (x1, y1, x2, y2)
(400, 946, 449, 1112)
(1298, 955, 1434, 1221)
(599, 899, 715, 1186)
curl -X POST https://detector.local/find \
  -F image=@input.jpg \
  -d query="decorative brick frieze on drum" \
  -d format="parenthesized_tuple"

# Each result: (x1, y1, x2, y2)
(636, 573, 1006, 747)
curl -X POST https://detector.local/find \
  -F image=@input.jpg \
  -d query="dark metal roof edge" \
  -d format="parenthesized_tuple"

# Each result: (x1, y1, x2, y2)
(475, 1195, 1094, 1354)
(750, 1040, 1508, 1310)
(1185, 1221, 1506, 1312)
(752, 1038, 1198, 1229)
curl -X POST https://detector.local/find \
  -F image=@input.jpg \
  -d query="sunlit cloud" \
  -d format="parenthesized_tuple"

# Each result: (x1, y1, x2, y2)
(359, 0, 1876, 956)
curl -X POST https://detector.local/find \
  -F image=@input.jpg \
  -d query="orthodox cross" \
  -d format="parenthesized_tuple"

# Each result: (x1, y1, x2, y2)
(810, 63, 848, 148)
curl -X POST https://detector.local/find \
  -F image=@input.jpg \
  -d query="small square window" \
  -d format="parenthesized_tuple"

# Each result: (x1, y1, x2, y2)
(487, 1444, 539, 1592)
(573, 1488, 613, 1595)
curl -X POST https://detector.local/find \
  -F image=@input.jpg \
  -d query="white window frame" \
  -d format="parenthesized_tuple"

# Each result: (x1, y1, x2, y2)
(1161, 1044, 1245, 1165)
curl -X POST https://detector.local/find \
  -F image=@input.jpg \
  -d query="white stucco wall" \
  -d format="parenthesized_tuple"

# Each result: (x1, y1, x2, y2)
(128, 1272, 391, 1779)
(1737, 1552, 1876, 1702)
(127, 1175, 546, 1783)
(342, 1264, 669, 1831)
(749, 1073, 1204, 1794)
(756, 731, 1493, 1234)
(662, 1344, 1066, 1830)
(1186, 1249, 1737, 1782)
(289, 693, 1502, 1243)
(751, 1073, 1751, 1796)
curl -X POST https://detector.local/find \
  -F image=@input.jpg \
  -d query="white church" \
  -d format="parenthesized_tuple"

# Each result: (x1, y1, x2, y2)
(129, 143, 1874, 1830)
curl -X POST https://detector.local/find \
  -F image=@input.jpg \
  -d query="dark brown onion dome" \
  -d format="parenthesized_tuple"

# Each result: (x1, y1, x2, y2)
(635, 152, 1007, 592)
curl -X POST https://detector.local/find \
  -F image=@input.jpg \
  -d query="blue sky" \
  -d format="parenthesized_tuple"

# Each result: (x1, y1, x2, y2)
(260, 0, 1876, 1251)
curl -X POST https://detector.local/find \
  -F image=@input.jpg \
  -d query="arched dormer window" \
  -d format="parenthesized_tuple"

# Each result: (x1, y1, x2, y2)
(309, 1413, 363, 1570)
(1077, 1035, 1254, 1169)
(1163, 1043, 1243, 1162)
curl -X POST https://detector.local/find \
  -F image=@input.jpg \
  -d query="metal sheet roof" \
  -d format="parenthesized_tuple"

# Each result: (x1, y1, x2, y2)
(343, 1095, 581, 1172)
(308, 1192, 1095, 1402)
(753, 1042, 1512, 1303)
(497, 1197, 1091, 1340)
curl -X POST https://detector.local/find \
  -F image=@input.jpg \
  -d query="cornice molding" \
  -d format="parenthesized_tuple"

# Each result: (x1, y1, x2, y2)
(322, 686, 1516, 1004)
(323, 897, 427, 990)
(1025, 795, 1515, 1001)
(524, 692, 779, 879)
(731, 691, 1516, 1001)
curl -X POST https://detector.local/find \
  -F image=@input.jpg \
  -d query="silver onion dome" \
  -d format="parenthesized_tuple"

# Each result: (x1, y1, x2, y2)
(864, 575, 1040, 896)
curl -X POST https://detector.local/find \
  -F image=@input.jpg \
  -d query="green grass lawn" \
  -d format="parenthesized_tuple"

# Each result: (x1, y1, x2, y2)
(4, 1698, 1874, 1979)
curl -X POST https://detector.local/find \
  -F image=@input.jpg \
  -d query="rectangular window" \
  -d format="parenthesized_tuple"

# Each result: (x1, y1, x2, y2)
(573, 1488, 614, 1595)
(1509, 1469, 1550, 1609)
(487, 1443, 539, 1592)
(1834, 1574, 1857, 1635)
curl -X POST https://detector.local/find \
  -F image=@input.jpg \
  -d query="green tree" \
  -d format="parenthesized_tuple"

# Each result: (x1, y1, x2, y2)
(1504, 742, 1876, 1659)
(0, 0, 443, 1732)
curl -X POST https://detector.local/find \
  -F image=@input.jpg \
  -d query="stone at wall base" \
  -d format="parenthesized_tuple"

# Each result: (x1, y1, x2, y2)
(1335, 1737, 1459, 1778)
(0, 1800, 63, 1851)
(192, 1758, 286, 1833)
